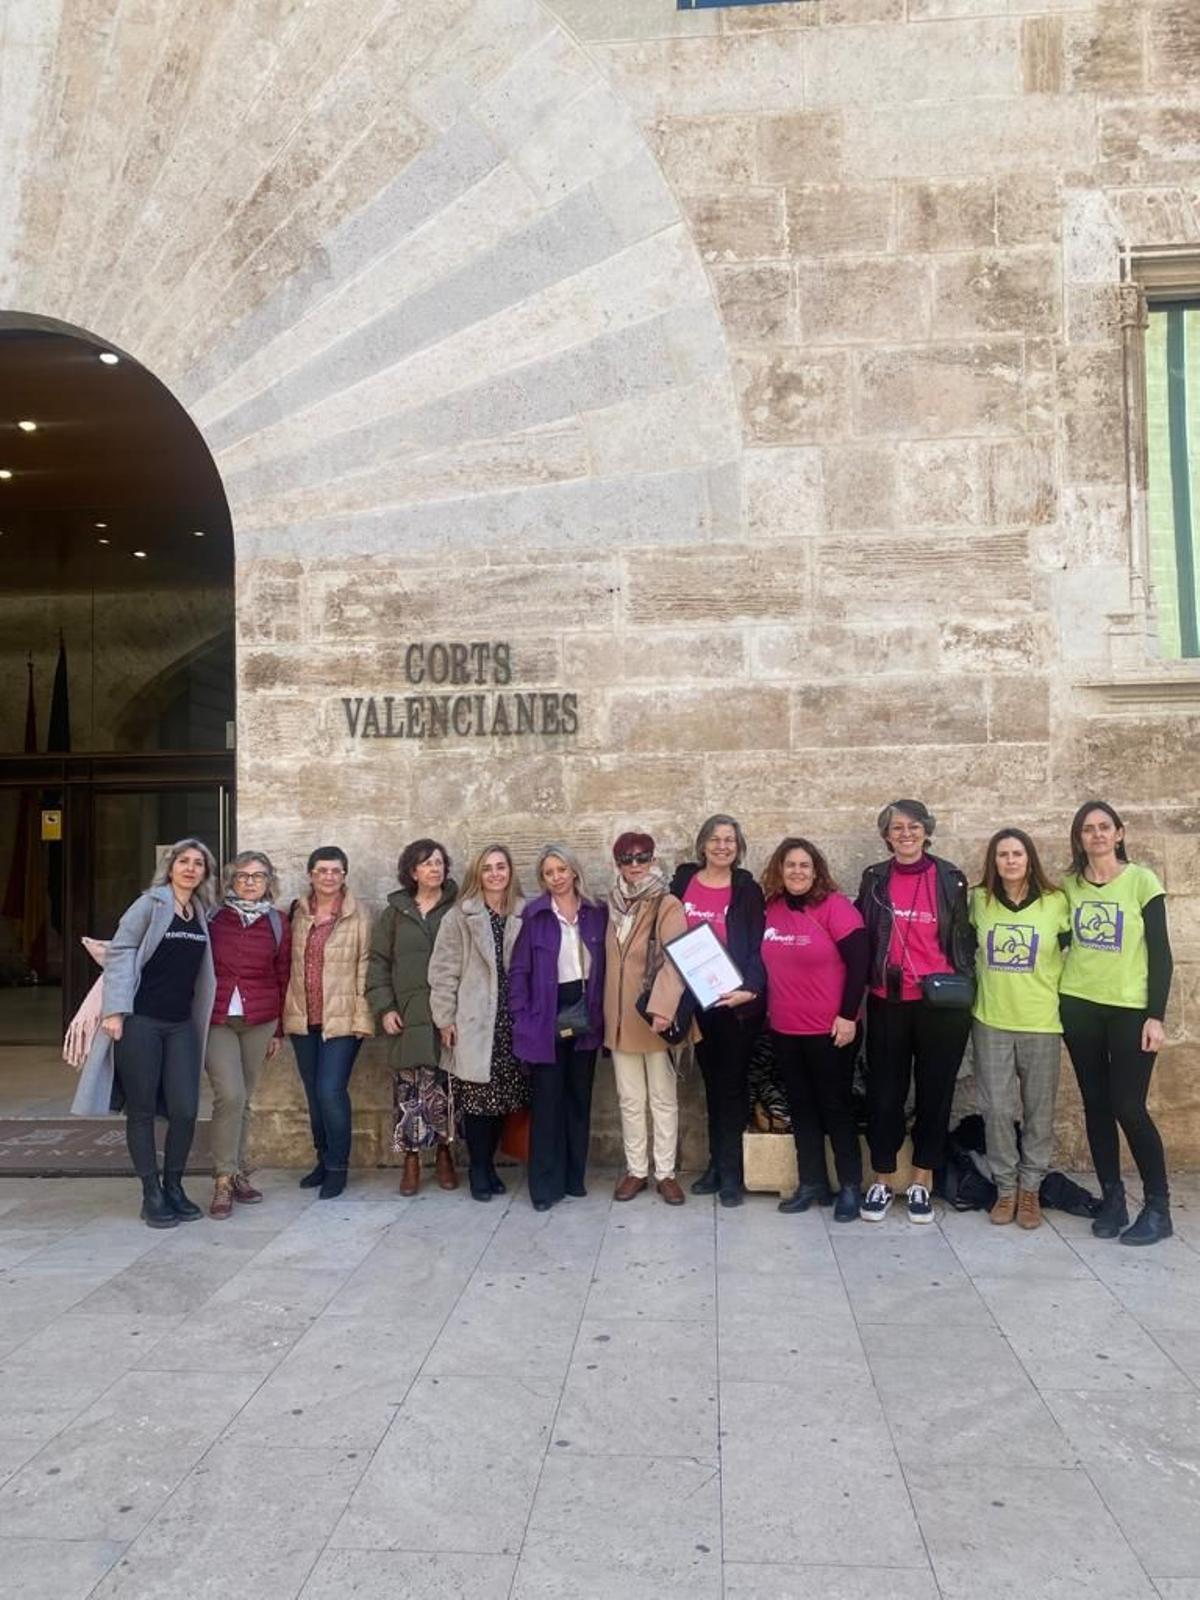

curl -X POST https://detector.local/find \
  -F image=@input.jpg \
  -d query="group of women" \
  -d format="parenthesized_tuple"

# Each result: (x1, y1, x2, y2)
(73, 796, 1176, 1248)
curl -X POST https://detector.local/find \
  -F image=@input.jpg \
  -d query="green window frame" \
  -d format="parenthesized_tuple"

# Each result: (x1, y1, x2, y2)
(1145, 299, 1200, 659)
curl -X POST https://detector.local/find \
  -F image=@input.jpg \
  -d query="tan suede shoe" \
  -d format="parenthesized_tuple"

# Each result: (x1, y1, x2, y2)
(1017, 1188, 1043, 1230)
(990, 1191, 1017, 1226)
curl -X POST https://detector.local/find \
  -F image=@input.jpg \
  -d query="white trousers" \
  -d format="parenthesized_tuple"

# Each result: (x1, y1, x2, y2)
(611, 1049, 679, 1180)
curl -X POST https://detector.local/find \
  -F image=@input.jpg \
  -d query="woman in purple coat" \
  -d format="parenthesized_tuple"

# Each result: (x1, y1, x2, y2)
(509, 843, 607, 1212)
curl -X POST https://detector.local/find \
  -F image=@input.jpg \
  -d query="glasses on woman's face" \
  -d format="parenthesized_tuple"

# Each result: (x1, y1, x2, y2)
(234, 871, 268, 885)
(617, 851, 654, 866)
(313, 866, 345, 878)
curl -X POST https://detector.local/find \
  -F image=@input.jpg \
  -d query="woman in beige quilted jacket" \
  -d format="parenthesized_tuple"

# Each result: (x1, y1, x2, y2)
(283, 844, 373, 1198)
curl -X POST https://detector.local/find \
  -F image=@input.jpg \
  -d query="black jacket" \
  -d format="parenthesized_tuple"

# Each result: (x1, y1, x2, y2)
(855, 854, 975, 994)
(669, 863, 766, 1017)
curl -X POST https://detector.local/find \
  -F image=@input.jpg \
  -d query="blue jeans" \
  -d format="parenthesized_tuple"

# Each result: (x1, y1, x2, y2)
(290, 1027, 362, 1172)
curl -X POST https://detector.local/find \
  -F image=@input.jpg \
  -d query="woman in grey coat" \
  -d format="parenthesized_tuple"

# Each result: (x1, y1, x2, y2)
(429, 844, 528, 1201)
(72, 838, 217, 1228)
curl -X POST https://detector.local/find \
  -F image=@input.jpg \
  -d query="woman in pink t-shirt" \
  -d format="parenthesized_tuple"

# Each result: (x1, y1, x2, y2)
(761, 839, 868, 1223)
(855, 799, 975, 1226)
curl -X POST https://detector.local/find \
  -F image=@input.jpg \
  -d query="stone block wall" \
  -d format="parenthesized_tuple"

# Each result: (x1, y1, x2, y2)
(3, 0, 1198, 1168)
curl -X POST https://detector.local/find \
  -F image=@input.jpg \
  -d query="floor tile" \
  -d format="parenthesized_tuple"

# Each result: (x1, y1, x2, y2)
(909, 1463, 1157, 1599)
(513, 1453, 721, 1599)
(554, 1316, 717, 1458)
(720, 1379, 925, 1568)
(938, 1205, 1095, 1281)
(331, 1374, 558, 1553)
(299, 1548, 518, 1598)
(832, 1230, 995, 1327)
(423, 1266, 591, 1382)
(0, 1536, 126, 1599)
(862, 1323, 1075, 1468)
(974, 1275, 1193, 1392)
(89, 1443, 366, 1600)
(718, 1308, 866, 1386)
(224, 1313, 441, 1450)
(0, 1369, 261, 1540)
(1041, 1389, 1200, 1578)
(723, 1565, 939, 1600)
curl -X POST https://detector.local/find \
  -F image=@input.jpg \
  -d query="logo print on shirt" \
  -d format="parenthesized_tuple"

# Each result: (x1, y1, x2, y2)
(1075, 901, 1123, 953)
(684, 901, 719, 923)
(986, 923, 1039, 971)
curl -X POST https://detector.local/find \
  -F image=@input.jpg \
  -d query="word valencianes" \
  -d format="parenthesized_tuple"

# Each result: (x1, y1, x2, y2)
(342, 692, 579, 739)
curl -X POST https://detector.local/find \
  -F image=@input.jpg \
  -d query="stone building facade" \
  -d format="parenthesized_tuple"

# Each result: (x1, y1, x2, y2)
(4, 0, 1198, 1168)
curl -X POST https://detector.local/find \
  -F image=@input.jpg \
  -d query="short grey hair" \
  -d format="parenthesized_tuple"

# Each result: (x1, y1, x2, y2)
(220, 849, 280, 902)
(150, 837, 218, 908)
(695, 813, 747, 866)
(536, 842, 592, 903)
(876, 798, 936, 851)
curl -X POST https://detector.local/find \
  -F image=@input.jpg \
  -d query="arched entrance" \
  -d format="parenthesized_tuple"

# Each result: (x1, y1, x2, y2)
(0, 314, 234, 1163)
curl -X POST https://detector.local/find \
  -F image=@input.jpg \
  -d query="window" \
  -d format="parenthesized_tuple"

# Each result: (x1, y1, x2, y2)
(1145, 303, 1200, 659)
(677, 1, 805, 9)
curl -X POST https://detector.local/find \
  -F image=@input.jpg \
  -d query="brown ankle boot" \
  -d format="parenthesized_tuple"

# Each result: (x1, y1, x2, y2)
(399, 1152, 420, 1196)
(209, 1175, 234, 1220)
(435, 1144, 459, 1191)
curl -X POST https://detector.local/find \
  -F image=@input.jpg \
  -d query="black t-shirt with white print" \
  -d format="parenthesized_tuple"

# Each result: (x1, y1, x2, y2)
(133, 913, 207, 1023)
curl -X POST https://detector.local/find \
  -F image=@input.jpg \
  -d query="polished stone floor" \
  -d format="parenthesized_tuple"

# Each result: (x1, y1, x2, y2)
(0, 1169, 1197, 1600)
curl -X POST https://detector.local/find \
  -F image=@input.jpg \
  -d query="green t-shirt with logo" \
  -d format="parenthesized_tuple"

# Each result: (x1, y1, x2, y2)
(970, 887, 1071, 1034)
(1060, 864, 1165, 1011)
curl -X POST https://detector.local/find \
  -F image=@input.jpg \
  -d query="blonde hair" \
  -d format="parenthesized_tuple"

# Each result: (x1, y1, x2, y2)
(220, 849, 280, 903)
(536, 842, 592, 903)
(460, 843, 522, 915)
(150, 838, 218, 909)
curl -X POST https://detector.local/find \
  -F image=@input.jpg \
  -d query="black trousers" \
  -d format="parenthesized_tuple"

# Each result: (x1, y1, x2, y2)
(1060, 994, 1168, 1198)
(528, 1039, 596, 1207)
(865, 994, 970, 1174)
(463, 1112, 502, 1183)
(695, 1005, 758, 1188)
(773, 1030, 862, 1189)
(114, 1013, 200, 1178)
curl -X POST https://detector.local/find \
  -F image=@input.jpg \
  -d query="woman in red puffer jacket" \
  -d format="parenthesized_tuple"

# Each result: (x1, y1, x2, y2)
(205, 850, 291, 1218)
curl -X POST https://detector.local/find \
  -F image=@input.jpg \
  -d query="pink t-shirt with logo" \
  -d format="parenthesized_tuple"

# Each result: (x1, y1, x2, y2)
(681, 879, 732, 946)
(872, 858, 951, 1001)
(763, 894, 864, 1035)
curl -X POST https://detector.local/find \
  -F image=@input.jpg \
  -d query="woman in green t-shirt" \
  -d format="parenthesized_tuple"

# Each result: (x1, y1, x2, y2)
(1060, 801, 1174, 1246)
(970, 829, 1070, 1231)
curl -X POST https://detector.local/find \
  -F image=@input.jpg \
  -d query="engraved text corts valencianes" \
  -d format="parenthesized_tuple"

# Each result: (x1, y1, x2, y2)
(340, 641, 578, 740)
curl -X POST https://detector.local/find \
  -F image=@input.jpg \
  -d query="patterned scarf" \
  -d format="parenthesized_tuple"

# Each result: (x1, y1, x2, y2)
(224, 893, 273, 926)
(608, 868, 667, 944)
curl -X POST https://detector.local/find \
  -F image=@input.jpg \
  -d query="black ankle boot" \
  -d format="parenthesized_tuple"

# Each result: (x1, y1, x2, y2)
(1120, 1196, 1173, 1246)
(162, 1172, 202, 1220)
(833, 1184, 862, 1222)
(299, 1160, 326, 1189)
(777, 1182, 833, 1215)
(486, 1165, 507, 1195)
(318, 1169, 347, 1200)
(691, 1164, 720, 1196)
(469, 1167, 493, 1202)
(1091, 1180, 1129, 1239)
(139, 1173, 180, 1229)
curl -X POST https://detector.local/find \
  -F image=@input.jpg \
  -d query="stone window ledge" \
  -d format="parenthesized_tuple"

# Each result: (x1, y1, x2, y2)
(1076, 669, 1200, 715)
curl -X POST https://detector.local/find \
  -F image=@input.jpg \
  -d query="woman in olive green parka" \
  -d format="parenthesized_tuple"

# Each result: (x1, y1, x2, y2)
(366, 838, 458, 1195)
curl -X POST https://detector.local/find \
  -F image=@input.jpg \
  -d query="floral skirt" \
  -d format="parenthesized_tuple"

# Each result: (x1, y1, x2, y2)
(392, 1066, 453, 1153)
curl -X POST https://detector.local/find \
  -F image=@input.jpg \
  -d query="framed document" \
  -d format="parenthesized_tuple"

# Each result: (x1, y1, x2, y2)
(664, 924, 744, 1009)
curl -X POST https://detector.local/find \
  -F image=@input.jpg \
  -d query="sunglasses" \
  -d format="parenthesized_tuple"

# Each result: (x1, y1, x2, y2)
(616, 851, 654, 866)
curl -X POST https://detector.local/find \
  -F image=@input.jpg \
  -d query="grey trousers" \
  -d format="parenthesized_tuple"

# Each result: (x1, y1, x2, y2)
(205, 1018, 276, 1176)
(971, 1019, 1062, 1194)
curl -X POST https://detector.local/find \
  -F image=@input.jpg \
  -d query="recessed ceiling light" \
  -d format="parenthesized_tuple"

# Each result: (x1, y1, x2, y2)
(192, 529, 205, 538)
(0, 469, 12, 480)
(98, 352, 119, 365)
(132, 550, 147, 558)
(17, 420, 36, 433)
(97, 537, 110, 545)
(94, 521, 107, 529)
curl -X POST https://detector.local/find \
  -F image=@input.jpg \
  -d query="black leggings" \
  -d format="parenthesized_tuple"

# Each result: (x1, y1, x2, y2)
(114, 1013, 200, 1177)
(695, 1006, 758, 1187)
(463, 1112, 502, 1181)
(774, 1030, 862, 1189)
(865, 994, 971, 1174)
(1060, 995, 1168, 1198)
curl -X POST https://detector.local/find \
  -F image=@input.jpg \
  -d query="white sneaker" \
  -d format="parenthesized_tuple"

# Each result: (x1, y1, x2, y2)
(906, 1183, 934, 1224)
(861, 1182, 893, 1223)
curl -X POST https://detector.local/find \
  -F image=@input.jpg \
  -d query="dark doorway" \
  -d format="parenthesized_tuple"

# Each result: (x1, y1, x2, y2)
(0, 314, 234, 1130)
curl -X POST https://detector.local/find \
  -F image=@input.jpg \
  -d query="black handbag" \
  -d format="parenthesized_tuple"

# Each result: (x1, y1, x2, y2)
(921, 972, 975, 1009)
(634, 902, 696, 1047)
(556, 921, 592, 1038)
